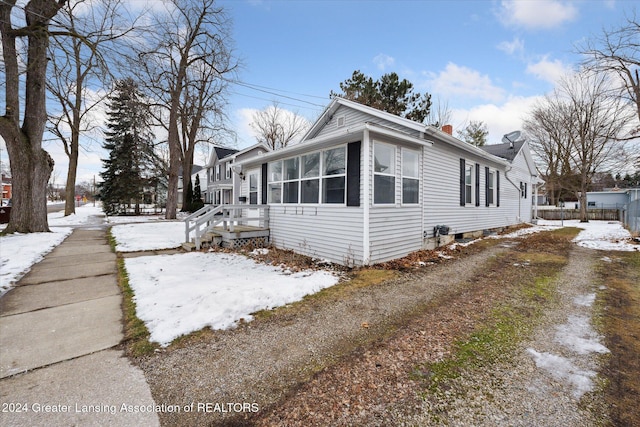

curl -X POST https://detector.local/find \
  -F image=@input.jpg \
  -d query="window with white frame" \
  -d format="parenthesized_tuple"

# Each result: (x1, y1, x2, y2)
(301, 152, 320, 203)
(487, 170, 495, 205)
(215, 164, 221, 181)
(374, 142, 396, 204)
(225, 162, 231, 179)
(249, 173, 258, 204)
(322, 147, 346, 204)
(402, 149, 419, 204)
(282, 157, 299, 203)
(266, 146, 346, 205)
(465, 163, 473, 205)
(267, 161, 282, 203)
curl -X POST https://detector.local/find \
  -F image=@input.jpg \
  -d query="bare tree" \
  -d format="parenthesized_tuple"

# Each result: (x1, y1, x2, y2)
(47, 0, 133, 216)
(425, 96, 452, 128)
(0, 0, 65, 234)
(578, 10, 640, 129)
(250, 102, 310, 150)
(525, 70, 635, 221)
(524, 98, 573, 206)
(134, 0, 237, 219)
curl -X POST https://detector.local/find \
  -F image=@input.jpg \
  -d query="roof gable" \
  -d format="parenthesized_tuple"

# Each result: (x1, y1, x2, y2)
(303, 97, 429, 141)
(215, 147, 238, 160)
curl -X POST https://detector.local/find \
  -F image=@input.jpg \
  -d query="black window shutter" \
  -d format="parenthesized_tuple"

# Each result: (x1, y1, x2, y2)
(347, 141, 361, 207)
(485, 167, 490, 207)
(459, 159, 465, 206)
(475, 163, 480, 207)
(261, 163, 267, 204)
(496, 171, 500, 207)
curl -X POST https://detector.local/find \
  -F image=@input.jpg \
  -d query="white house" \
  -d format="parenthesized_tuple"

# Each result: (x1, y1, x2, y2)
(205, 144, 270, 205)
(227, 97, 538, 266)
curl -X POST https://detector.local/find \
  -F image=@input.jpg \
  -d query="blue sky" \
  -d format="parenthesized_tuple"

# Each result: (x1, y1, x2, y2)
(221, 0, 633, 149)
(1, 0, 635, 185)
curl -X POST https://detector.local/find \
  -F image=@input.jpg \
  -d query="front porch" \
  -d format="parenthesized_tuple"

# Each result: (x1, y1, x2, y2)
(184, 204, 270, 250)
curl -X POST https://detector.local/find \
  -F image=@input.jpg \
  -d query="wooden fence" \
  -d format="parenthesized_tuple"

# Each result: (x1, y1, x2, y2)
(537, 208, 620, 221)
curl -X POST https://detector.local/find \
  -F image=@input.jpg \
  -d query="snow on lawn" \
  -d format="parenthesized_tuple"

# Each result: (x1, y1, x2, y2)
(0, 227, 72, 296)
(125, 252, 339, 346)
(111, 221, 185, 252)
(537, 219, 638, 251)
(527, 288, 609, 399)
(0, 204, 109, 296)
(47, 204, 106, 226)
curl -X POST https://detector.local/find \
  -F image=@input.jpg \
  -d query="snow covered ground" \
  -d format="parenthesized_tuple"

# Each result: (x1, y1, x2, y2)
(1, 210, 637, 346)
(125, 252, 339, 346)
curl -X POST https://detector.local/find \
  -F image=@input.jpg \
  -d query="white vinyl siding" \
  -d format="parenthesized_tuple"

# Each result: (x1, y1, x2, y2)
(268, 206, 364, 265)
(314, 105, 423, 140)
(423, 143, 518, 239)
(369, 206, 422, 263)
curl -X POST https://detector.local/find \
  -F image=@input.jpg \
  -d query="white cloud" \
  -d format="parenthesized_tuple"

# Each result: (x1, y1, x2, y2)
(526, 56, 573, 84)
(451, 95, 543, 144)
(498, 0, 578, 29)
(497, 37, 525, 56)
(428, 63, 505, 103)
(236, 108, 261, 148)
(373, 53, 395, 71)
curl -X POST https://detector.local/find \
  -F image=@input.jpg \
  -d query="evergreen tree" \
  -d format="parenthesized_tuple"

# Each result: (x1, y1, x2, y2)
(99, 78, 159, 215)
(183, 174, 204, 212)
(457, 121, 489, 147)
(184, 180, 194, 212)
(193, 174, 202, 202)
(331, 70, 432, 123)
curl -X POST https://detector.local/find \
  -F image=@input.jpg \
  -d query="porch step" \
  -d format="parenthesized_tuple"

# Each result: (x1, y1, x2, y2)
(182, 242, 196, 252)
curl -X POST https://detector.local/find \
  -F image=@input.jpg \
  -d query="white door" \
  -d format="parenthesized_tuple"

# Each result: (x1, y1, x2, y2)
(247, 169, 260, 226)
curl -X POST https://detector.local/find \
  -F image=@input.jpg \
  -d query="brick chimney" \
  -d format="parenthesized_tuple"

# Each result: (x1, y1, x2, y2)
(442, 124, 453, 135)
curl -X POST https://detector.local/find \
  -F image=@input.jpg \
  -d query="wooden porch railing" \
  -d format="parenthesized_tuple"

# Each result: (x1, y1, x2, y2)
(184, 204, 270, 250)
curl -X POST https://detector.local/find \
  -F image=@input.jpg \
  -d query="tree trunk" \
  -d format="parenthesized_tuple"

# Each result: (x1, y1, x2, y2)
(3, 134, 54, 233)
(165, 106, 181, 219)
(578, 191, 589, 223)
(180, 146, 196, 209)
(64, 145, 79, 216)
(0, 0, 63, 234)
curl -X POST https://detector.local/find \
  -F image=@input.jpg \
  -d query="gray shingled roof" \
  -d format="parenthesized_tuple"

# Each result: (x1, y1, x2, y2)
(215, 147, 238, 160)
(480, 141, 524, 162)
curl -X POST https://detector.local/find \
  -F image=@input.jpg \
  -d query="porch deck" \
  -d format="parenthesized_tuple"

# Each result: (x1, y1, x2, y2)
(184, 204, 270, 250)
(212, 225, 270, 248)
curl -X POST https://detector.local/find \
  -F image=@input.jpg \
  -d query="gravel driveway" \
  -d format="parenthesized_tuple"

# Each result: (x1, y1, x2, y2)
(136, 243, 508, 426)
(134, 232, 610, 426)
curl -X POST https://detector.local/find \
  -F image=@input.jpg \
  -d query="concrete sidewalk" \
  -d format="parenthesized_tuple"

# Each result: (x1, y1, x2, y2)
(0, 228, 159, 426)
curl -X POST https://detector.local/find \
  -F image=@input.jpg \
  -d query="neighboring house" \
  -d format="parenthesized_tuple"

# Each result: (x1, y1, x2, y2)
(205, 144, 270, 205)
(231, 97, 538, 266)
(1, 174, 11, 206)
(584, 188, 635, 209)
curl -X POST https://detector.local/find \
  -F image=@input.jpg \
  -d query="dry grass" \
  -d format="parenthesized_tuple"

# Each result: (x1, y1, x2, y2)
(596, 252, 640, 427)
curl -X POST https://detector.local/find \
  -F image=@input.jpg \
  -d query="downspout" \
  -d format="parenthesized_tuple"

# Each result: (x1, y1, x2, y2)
(533, 179, 538, 220)
(362, 127, 371, 265)
(504, 165, 522, 222)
